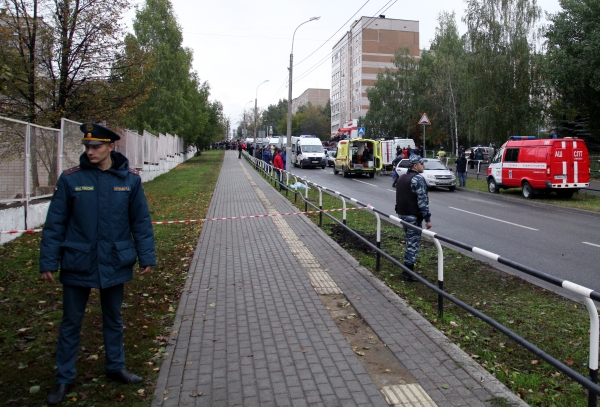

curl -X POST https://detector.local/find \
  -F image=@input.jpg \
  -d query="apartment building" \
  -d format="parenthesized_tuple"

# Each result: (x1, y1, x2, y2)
(330, 16, 419, 135)
(292, 88, 330, 114)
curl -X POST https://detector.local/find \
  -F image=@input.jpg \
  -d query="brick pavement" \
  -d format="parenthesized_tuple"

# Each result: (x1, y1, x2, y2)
(152, 151, 527, 407)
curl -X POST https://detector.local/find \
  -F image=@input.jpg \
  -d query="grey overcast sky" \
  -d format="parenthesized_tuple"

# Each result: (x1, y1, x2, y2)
(125, 0, 561, 132)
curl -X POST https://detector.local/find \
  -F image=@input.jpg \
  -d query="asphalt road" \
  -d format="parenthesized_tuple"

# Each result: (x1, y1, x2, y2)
(286, 164, 600, 302)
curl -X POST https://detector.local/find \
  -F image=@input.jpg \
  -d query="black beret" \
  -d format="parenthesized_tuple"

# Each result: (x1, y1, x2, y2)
(80, 122, 121, 145)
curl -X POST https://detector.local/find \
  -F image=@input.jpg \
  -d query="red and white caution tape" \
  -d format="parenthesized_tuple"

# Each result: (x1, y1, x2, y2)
(0, 207, 365, 234)
(150, 207, 365, 225)
(0, 228, 43, 235)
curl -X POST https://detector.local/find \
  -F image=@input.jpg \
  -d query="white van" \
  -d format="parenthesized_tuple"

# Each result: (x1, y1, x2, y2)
(291, 136, 326, 169)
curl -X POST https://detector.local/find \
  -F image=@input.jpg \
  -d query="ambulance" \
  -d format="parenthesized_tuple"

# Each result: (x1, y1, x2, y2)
(291, 135, 326, 169)
(333, 138, 382, 178)
(486, 136, 590, 199)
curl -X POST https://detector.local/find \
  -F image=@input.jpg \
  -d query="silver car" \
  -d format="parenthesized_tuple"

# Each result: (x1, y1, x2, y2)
(395, 158, 456, 191)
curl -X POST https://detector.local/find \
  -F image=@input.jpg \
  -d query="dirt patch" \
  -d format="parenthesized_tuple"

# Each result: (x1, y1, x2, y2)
(319, 294, 416, 389)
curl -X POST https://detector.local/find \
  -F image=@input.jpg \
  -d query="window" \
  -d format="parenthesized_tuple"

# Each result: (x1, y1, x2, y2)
(505, 148, 519, 162)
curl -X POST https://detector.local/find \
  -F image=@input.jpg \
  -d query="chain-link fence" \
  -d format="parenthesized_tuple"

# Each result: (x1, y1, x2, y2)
(1, 116, 196, 204)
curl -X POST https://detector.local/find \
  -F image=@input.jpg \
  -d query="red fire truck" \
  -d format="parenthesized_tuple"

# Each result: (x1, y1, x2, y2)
(486, 136, 590, 199)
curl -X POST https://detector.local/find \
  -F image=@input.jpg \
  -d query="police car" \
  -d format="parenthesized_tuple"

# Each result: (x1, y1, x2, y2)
(395, 158, 456, 191)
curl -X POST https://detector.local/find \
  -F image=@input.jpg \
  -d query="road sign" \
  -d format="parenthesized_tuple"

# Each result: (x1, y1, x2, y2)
(357, 127, 365, 136)
(418, 113, 430, 125)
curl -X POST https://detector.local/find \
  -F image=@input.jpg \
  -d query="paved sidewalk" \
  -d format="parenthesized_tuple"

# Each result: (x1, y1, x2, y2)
(152, 151, 527, 407)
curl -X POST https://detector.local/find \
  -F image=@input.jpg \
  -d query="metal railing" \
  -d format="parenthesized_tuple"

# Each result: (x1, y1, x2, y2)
(244, 150, 600, 406)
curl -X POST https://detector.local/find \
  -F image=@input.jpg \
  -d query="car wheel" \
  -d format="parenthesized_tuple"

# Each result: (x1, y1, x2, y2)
(448, 186, 455, 191)
(321, 166, 326, 169)
(300, 161, 304, 169)
(522, 181, 534, 199)
(343, 167, 349, 178)
(333, 166, 339, 175)
(488, 178, 499, 193)
(369, 171, 375, 178)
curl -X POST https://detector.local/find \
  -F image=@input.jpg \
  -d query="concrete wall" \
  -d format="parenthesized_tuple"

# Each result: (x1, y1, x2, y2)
(0, 150, 197, 245)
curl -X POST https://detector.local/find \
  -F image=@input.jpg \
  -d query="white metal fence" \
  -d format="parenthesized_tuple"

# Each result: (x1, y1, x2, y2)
(0, 116, 197, 204)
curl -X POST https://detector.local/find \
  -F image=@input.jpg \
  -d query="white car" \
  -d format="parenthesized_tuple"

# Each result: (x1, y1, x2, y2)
(395, 158, 456, 191)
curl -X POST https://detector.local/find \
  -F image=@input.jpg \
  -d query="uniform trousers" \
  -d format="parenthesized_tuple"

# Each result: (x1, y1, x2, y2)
(400, 214, 423, 266)
(55, 284, 125, 383)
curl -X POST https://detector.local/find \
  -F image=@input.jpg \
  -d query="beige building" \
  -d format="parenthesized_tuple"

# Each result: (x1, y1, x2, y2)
(292, 88, 330, 114)
(330, 16, 419, 134)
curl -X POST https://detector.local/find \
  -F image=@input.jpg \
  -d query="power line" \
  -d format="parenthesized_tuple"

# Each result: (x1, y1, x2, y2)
(293, 0, 398, 85)
(294, 0, 372, 67)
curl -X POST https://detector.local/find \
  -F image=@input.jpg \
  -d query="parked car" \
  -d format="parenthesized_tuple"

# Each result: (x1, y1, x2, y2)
(465, 146, 494, 163)
(395, 158, 456, 191)
(325, 150, 336, 167)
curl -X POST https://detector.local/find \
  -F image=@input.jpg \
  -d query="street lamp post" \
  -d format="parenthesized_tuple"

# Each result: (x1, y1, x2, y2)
(254, 80, 269, 147)
(286, 16, 320, 170)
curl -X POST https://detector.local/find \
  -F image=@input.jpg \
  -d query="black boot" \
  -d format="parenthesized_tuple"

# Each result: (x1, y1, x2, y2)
(401, 263, 418, 282)
(47, 383, 71, 405)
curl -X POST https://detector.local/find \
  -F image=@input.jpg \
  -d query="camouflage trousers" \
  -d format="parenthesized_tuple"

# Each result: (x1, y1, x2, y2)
(400, 215, 423, 266)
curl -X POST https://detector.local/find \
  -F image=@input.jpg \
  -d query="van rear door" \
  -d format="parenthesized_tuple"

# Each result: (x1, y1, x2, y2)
(551, 139, 590, 185)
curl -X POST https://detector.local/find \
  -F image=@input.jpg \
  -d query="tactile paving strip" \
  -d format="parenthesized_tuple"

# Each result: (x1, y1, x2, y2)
(241, 163, 343, 295)
(380, 384, 438, 406)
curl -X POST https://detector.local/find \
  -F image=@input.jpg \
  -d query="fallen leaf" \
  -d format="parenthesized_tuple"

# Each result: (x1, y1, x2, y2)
(209, 303, 216, 307)
(30, 385, 40, 394)
(565, 357, 574, 366)
(86, 354, 98, 361)
(442, 384, 450, 389)
(531, 360, 539, 365)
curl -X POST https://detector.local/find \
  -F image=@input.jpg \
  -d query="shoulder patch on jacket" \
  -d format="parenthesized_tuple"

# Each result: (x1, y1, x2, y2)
(63, 166, 81, 176)
(128, 168, 140, 176)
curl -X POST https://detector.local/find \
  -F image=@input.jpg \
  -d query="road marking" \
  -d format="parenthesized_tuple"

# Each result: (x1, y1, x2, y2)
(449, 207, 538, 231)
(386, 189, 396, 193)
(467, 198, 504, 206)
(583, 242, 600, 248)
(352, 179, 377, 187)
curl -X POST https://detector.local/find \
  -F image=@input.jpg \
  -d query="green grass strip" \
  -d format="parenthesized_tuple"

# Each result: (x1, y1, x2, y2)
(0, 151, 223, 406)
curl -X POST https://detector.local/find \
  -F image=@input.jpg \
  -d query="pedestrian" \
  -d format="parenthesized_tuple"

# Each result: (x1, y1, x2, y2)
(395, 155, 432, 282)
(282, 146, 287, 170)
(402, 147, 408, 159)
(262, 146, 271, 170)
(391, 151, 403, 188)
(39, 122, 156, 405)
(455, 153, 467, 187)
(273, 148, 286, 190)
(458, 145, 465, 156)
(238, 142, 243, 159)
(474, 148, 484, 171)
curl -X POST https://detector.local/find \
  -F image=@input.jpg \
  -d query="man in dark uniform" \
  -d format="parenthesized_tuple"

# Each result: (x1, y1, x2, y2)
(395, 155, 432, 281)
(39, 122, 156, 405)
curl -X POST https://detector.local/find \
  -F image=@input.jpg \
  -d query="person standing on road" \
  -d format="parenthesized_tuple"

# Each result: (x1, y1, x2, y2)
(395, 155, 432, 282)
(282, 146, 287, 170)
(39, 122, 156, 405)
(238, 142, 243, 159)
(455, 153, 467, 187)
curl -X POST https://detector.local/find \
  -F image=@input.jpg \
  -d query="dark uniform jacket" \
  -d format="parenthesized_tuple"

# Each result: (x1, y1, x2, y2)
(39, 152, 156, 288)
(395, 170, 431, 222)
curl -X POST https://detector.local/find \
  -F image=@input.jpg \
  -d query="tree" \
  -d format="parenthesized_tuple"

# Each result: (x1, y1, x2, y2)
(261, 99, 287, 137)
(418, 12, 466, 154)
(128, 0, 210, 142)
(362, 48, 420, 138)
(293, 103, 330, 138)
(463, 0, 544, 144)
(0, 0, 140, 189)
(545, 0, 600, 142)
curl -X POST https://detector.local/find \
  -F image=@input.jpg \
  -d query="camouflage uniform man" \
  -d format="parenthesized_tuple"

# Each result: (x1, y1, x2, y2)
(395, 155, 432, 281)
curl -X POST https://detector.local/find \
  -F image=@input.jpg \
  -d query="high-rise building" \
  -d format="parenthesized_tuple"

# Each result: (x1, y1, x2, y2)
(292, 88, 330, 115)
(330, 16, 419, 135)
